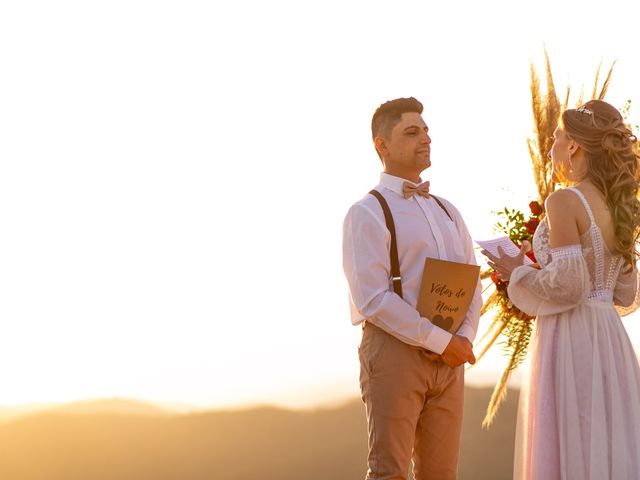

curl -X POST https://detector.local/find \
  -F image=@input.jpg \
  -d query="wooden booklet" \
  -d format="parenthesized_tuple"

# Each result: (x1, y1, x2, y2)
(416, 258, 480, 333)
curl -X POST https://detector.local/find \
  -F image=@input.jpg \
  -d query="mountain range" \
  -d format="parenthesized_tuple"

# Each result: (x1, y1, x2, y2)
(0, 387, 518, 479)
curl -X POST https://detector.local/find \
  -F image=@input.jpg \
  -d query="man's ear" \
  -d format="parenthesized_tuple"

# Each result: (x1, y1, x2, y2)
(374, 136, 387, 157)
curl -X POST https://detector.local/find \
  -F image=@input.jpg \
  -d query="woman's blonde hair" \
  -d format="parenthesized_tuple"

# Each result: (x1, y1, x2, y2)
(561, 99, 640, 269)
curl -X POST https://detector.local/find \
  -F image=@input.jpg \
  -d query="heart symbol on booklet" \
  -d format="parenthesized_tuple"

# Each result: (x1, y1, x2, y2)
(432, 314, 454, 331)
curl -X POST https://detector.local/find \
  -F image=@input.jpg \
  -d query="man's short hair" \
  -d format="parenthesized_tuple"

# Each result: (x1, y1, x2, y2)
(371, 97, 424, 141)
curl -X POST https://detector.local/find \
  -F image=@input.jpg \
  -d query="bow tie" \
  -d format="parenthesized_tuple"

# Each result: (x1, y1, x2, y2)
(402, 181, 430, 199)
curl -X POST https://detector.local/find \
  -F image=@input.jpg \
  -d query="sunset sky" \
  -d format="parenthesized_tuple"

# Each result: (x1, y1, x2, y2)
(2, 0, 640, 410)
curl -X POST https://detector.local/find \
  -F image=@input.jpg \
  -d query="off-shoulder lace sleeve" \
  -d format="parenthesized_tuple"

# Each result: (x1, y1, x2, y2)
(507, 245, 590, 316)
(614, 266, 640, 316)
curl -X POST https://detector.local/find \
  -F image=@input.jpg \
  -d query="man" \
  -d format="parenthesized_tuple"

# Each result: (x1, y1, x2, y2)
(342, 97, 482, 480)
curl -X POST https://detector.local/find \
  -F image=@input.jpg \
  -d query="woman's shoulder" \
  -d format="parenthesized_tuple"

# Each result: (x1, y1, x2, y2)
(544, 188, 583, 215)
(543, 188, 589, 233)
(544, 188, 600, 241)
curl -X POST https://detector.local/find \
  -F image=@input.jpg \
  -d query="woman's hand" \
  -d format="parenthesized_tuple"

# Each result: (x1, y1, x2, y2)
(481, 241, 531, 282)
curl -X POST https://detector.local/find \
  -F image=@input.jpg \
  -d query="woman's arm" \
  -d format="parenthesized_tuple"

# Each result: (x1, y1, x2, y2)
(486, 190, 591, 316)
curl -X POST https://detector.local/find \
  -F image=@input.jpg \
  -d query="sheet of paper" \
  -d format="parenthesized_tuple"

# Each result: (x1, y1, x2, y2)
(475, 236, 534, 265)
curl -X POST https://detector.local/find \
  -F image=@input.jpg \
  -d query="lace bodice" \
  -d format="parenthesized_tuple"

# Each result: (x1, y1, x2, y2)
(532, 188, 624, 302)
(508, 188, 640, 316)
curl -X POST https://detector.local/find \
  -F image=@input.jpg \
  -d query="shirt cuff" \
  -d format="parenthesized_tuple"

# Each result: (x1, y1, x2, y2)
(423, 321, 453, 354)
(455, 324, 475, 344)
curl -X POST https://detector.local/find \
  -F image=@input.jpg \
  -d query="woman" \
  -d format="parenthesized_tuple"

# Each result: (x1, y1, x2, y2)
(484, 99, 640, 479)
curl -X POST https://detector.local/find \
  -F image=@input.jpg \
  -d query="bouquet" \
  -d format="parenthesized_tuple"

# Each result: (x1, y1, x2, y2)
(476, 200, 544, 428)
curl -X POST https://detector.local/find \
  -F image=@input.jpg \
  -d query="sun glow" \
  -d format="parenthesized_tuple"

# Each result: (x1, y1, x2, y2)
(2, 0, 640, 410)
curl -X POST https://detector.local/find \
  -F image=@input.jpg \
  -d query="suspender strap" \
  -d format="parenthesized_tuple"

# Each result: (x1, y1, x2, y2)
(431, 195, 453, 221)
(369, 190, 403, 298)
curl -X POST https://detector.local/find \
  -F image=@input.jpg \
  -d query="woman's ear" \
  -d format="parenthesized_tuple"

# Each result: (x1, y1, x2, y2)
(568, 139, 580, 156)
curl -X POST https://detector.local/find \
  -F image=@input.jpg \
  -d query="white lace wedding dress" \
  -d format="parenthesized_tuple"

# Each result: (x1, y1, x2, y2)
(508, 187, 640, 480)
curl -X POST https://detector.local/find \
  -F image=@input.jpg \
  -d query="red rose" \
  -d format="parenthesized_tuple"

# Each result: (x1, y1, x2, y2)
(490, 270, 508, 290)
(524, 217, 540, 234)
(529, 201, 543, 216)
(525, 250, 537, 262)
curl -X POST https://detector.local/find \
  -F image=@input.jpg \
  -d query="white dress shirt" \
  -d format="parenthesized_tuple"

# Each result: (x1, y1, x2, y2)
(342, 173, 482, 354)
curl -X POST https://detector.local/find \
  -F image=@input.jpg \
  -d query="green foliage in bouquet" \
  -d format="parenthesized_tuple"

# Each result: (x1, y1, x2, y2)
(494, 206, 539, 246)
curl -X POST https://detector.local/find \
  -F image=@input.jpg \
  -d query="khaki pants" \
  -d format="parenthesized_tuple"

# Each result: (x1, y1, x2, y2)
(359, 322, 464, 480)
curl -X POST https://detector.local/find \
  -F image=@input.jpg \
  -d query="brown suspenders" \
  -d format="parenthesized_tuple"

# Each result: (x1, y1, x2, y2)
(368, 189, 452, 299)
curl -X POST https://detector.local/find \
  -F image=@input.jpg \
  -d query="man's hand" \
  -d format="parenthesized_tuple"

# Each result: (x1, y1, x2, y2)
(440, 335, 476, 368)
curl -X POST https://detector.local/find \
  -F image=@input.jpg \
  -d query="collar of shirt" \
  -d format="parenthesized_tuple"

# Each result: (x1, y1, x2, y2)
(379, 172, 425, 197)
(379, 172, 448, 257)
